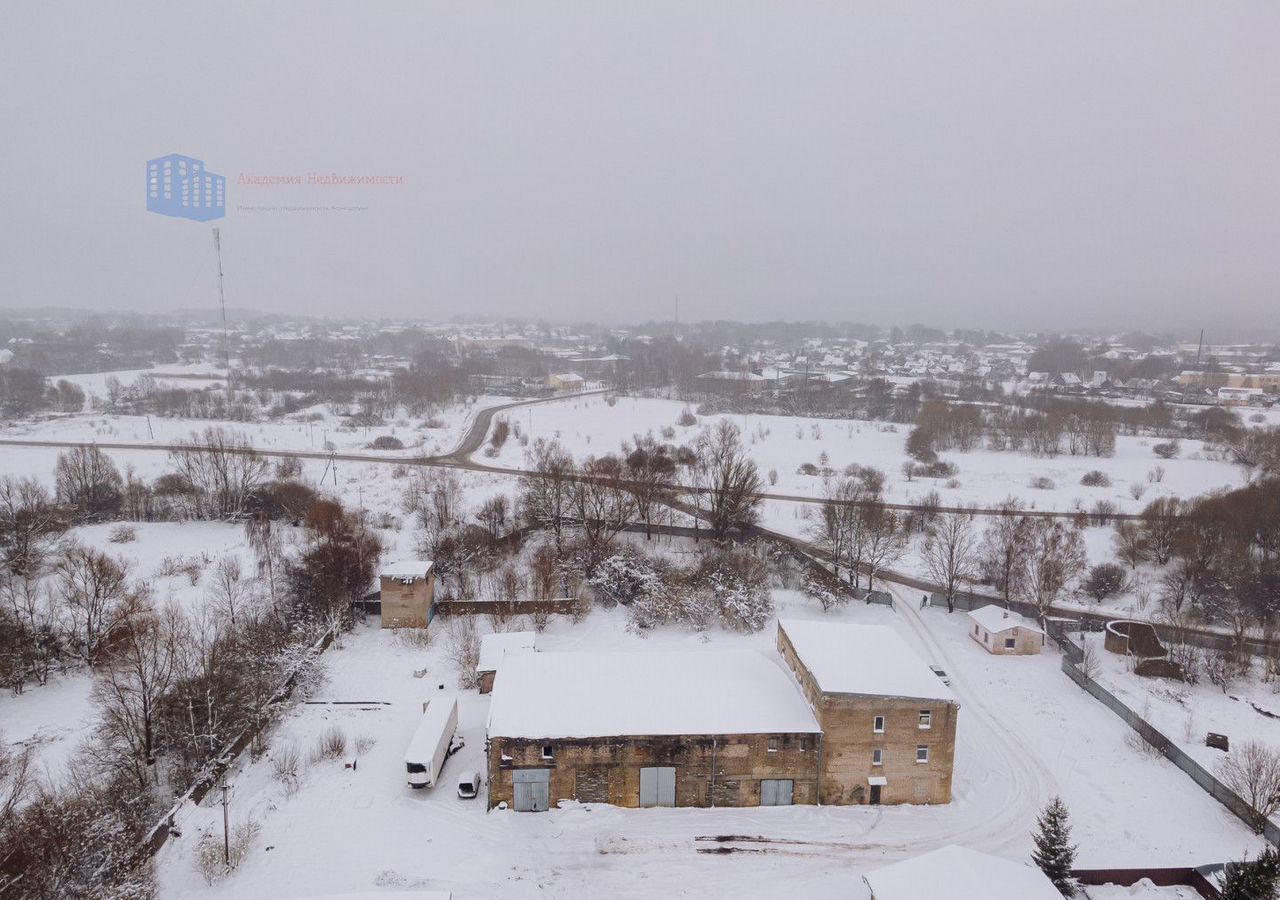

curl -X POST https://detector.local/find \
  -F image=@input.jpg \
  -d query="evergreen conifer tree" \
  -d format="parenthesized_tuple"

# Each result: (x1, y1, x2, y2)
(1031, 795, 1077, 896)
(1221, 848, 1280, 900)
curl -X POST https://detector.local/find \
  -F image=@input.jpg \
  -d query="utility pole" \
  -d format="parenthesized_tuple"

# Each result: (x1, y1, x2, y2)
(220, 782, 230, 865)
(213, 227, 231, 400)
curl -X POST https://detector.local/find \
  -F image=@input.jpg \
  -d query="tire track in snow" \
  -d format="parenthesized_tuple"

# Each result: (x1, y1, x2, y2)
(886, 587, 1058, 856)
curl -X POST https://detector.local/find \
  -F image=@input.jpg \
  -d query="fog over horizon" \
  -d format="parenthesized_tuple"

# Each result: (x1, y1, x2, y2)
(2, 2, 1278, 332)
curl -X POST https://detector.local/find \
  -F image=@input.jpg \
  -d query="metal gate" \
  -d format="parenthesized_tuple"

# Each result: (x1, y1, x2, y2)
(760, 779, 794, 806)
(638, 767, 676, 807)
(513, 768, 550, 812)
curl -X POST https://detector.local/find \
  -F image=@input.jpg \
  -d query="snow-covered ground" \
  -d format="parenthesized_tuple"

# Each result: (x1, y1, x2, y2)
(151, 587, 1262, 900)
(1083, 630, 1280, 772)
(44, 363, 228, 402)
(1, 394, 505, 460)
(480, 395, 1247, 514)
(0, 669, 94, 782)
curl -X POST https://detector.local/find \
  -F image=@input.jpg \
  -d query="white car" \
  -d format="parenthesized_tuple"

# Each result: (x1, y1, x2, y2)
(457, 771, 483, 800)
(929, 665, 952, 686)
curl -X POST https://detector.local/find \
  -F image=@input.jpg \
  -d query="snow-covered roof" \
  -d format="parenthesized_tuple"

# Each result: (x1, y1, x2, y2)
(863, 845, 1062, 900)
(778, 619, 955, 703)
(551, 372, 584, 381)
(487, 650, 821, 739)
(477, 631, 536, 674)
(968, 605, 1044, 636)
(380, 560, 433, 581)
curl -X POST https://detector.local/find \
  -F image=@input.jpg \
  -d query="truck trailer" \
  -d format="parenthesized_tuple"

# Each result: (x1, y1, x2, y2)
(404, 695, 459, 789)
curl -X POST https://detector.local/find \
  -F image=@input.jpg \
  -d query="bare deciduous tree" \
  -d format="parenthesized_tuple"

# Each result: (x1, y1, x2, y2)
(694, 421, 762, 540)
(862, 506, 907, 592)
(1018, 519, 1087, 622)
(54, 446, 123, 523)
(168, 426, 268, 520)
(572, 455, 635, 572)
(623, 434, 676, 539)
(923, 512, 979, 612)
(89, 601, 181, 790)
(978, 498, 1026, 606)
(520, 439, 576, 556)
(54, 543, 138, 666)
(1217, 741, 1280, 833)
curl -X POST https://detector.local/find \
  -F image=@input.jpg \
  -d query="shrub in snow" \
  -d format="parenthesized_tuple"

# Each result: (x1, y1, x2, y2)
(272, 743, 302, 794)
(1079, 470, 1111, 487)
(1089, 500, 1119, 526)
(1029, 476, 1056, 490)
(354, 733, 377, 755)
(1148, 465, 1165, 483)
(368, 435, 404, 450)
(1083, 563, 1126, 602)
(589, 548, 665, 609)
(661, 425, 676, 439)
(196, 818, 261, 883)
(768, 468, 778, 486)
(1153, 440, 1181, 459)
(923, 460, 957, 479)
(1129, 482, 1147, 501)
(311, 726, 347, 763)
(797, 462, 819, 476)
(107, 524, 136, 543)
(676, 407, 697, 427)
(802, 568, 848, 612)
(694, 549, 772, 633)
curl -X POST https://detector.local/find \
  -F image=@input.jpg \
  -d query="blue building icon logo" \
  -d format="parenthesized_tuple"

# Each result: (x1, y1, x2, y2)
(146, 154, 226, 221)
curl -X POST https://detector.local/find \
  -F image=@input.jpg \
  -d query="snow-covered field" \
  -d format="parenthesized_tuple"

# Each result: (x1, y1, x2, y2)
(1, 394, 505, 460)
(45, 363, 228, 402)
(1083, 630, 1280, 772)
(480, 395, 1247, 514)
(151, 587, 1262, 900)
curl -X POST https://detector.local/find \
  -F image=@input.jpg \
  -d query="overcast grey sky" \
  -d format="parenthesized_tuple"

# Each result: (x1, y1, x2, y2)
(1, 2, 1277, 331)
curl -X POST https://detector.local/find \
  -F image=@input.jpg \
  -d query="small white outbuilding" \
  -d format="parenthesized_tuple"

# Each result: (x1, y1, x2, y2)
(967, 605, 1044, 656)
(863, 844, 1062, 900)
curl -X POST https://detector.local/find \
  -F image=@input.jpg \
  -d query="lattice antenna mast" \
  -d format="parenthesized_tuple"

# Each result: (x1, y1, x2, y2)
(213, 227, 231, 394)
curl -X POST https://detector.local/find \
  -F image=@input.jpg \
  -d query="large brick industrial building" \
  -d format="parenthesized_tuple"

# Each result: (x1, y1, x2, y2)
(484, 619, 959, 810)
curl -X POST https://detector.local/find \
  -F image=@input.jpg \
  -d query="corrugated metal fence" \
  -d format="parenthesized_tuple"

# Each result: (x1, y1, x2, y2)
(1052, 625, 1280, 847)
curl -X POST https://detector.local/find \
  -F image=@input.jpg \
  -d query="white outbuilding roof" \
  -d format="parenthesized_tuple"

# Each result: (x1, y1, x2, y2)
(778, 619, 955, 702)
(968, 605, 1044, 636)
(864, 845, 1062, 900)
(380, 560, 433, 581)
(477, 631, 536, 674)
(486, 649, 821, 739)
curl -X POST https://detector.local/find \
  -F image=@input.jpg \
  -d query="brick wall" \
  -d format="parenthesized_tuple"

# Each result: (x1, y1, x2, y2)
(487, 733, 820, 809)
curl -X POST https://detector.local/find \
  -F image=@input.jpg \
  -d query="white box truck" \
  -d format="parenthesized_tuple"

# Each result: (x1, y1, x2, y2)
(405, 695, 458, 789)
